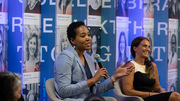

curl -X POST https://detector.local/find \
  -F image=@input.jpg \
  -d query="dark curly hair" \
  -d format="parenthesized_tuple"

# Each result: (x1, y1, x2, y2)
(131, 36, 155, 79)
(67, 21, 85, 45)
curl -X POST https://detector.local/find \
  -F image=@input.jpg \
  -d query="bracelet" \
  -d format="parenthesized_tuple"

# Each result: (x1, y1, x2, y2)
(149, 92, 150, 96)
(111, 76, 116, 83)
(159, 88, 165, 93)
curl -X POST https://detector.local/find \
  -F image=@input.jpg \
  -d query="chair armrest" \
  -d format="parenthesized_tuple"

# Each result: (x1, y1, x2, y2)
(104, 96, 117, 101)
(113, 89, 144, 101)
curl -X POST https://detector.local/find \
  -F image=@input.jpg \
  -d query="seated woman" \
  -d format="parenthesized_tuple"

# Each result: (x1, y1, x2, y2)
(0, 71, 24, 101)
(54, 21, 134, 101)
(122, 36, 180, 101)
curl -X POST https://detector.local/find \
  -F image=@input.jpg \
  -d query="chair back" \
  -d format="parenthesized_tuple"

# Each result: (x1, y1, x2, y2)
(113, 78, 144, 101)
(45, 78, 117, 101)
(45, 78, 63, 101)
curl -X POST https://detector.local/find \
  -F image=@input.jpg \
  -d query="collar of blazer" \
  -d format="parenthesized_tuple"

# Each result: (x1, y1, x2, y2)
(68, 45, 95, 79)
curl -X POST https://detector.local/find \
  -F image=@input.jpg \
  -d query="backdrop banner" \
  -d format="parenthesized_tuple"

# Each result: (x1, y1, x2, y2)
(167, 0, 178, 92)
(23, 0, 41, 100)
(72, 0, 87, 23)
(101, 0, 116, 97)
(8, 0, 23, 74)
(154, 0, 168, 89)
(40, 0, 56, 100)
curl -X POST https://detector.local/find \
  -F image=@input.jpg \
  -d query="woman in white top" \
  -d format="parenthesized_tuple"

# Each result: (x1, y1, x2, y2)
(122, 36, 180, 101)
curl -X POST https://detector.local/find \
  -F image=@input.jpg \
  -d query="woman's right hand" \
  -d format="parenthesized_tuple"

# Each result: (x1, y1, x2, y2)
(93, 68, 109, 83)
(86, 68, 109, 87)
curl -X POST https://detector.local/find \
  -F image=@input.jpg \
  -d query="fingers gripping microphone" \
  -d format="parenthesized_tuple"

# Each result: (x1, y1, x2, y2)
(94, 54, 104, 69)
(94, 54, 107, 79)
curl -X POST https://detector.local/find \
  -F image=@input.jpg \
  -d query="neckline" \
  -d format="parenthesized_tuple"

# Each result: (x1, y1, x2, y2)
(133, 60, 145, 66)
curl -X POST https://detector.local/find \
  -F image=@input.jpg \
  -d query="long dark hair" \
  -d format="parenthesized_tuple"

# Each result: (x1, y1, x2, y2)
(131, 37, 155, 79)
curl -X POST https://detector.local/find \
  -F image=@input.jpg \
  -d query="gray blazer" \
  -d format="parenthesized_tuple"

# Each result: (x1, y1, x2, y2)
(54, 45, 114, 100)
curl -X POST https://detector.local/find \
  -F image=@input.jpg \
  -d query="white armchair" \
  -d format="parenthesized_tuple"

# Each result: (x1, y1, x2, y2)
(113, 78, 144, 101)
(46, 78, 117, 101)
(45, 78, 63, 101)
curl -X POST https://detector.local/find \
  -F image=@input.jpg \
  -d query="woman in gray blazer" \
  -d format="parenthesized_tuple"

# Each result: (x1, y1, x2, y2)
(54, 21, 134, 101)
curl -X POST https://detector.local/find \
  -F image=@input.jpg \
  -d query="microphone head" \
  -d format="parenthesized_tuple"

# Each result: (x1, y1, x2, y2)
(94, 54, 100, 60)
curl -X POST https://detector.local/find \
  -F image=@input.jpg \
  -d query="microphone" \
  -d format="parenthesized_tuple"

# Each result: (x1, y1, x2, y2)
(94, 54, 107, 79)
(94, 54, 104, 69)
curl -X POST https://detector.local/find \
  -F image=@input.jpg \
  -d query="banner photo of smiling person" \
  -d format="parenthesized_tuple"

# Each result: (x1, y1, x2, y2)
(167, 0, 178, 92)
(87, 0, 101, 26)
(23, 25, 40, 101)
(23, 0, 41, 100)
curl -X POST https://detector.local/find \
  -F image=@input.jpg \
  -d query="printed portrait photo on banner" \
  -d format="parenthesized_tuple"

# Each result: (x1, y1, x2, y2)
(23, 83, 39, 101)
(56, 0, 72, 14)
(88, 27, 101, 71)
(24, 0, 41, 13)
(23, 25, 40, 73)
(0, 24, 7, 72)
(60, 30, 69, 51)
(168, 0, 178, 19)
(117, 0, 128, 17)
(144, 0, 154, 18)
(88, 0, 101, 16)
(116, 31, 128, 68)
(0, 0, 8, 12)
(168, 79, 177, 92)
(168, 33, 177, 69)
(55, 25, 70, 58)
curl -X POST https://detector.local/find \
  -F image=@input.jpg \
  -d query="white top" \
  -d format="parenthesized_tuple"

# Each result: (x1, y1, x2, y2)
(131, 60, 146, 74)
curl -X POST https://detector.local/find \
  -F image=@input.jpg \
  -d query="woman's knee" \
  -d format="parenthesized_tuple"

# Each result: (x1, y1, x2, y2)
(169, 92, 180, 101)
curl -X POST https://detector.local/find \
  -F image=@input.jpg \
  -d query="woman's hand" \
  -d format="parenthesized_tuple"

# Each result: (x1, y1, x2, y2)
(111, 62, 134, 83)
(87, 68, 109, 87)
(159, 88, 166, 93)
(93, 68, 109, 82)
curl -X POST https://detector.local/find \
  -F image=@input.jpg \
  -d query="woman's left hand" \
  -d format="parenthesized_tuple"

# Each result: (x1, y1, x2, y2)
(159, 88, 166, 93)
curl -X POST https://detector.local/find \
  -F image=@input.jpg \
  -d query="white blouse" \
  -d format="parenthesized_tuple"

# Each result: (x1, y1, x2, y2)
(131, 60, 146, 74)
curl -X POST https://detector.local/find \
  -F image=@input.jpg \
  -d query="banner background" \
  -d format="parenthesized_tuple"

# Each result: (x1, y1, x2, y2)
(40, 0, 56, 100)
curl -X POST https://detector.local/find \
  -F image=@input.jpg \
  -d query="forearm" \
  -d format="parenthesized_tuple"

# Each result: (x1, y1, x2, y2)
(96, 78, 114, 94)
(57, 80, 89, 98)
(153, 85, 165, 93)
(55, 69, 89, 98)
(124, 89, 159, 98)
(86, 77, 96, 87)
